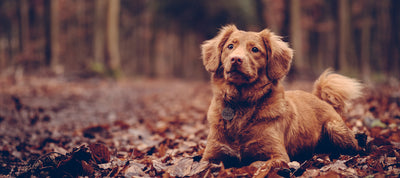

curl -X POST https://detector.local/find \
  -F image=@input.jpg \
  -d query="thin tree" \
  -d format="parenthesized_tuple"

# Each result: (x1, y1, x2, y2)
(44, 0, 60, 71)
(92, 0, 107, 73)
(289, 0, 306, 76)
(360, 0, 372, 83)
(106, 0, 121, 75)
(338, 0, 351, 74)
(17, 0, 29, 53)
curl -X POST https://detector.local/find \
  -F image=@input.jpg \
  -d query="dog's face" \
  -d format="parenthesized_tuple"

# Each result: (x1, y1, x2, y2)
(221, 31, 266, 84)
(202, 25, 293, 85)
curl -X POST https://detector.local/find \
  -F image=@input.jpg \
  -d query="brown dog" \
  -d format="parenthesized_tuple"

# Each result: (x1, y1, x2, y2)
(200, 25, 362, 175)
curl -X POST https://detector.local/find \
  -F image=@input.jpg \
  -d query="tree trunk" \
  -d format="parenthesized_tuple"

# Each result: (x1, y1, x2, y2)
(44, 0, 51, 66)
(93, 0, 107, 71)
(289, 0, 306, 76)
(51, 0, 60, 70)
(377, 0, 391, 79)
(338, 0, 351, 73)
(391, 0, 400, 78)
(261, 0, 285, 34)
(106, 0, 121, 74)
(0, 39, 5, 69)
(361, 0, 372, 83)
(17, 0, 29, 53)
(44, 0, 60, 70)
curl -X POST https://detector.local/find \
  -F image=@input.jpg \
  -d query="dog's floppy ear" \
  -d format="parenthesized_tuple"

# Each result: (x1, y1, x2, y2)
(201, 25, 237, 73)
(260, 29, 293, 81)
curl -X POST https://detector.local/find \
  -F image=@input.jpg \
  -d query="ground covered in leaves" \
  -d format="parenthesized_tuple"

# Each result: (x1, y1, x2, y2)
(0, 75, 399, 177)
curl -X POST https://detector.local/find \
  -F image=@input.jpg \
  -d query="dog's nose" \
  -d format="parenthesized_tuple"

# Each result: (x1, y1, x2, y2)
(230, 57, 242, 65)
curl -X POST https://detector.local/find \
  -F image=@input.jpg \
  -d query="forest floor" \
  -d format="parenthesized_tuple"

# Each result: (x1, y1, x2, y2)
(0, 74, 399, 177)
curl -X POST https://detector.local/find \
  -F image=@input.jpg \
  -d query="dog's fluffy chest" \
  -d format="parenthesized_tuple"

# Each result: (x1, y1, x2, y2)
(218, 104, 263, 143)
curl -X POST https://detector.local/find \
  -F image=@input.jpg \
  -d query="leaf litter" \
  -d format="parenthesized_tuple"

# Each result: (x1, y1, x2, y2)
(0, 75, 399, 177)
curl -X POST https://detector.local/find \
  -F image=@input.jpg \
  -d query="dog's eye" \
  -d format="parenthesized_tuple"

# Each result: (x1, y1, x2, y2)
(251, 47, 259, 53)
(227, 44, 234, 49)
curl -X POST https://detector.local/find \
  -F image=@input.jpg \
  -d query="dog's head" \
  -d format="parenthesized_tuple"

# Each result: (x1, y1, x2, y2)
(202, 25, 293, 85)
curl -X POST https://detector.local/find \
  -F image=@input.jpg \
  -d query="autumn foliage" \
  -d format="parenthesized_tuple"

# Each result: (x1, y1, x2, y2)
(0, 75, 399, 177)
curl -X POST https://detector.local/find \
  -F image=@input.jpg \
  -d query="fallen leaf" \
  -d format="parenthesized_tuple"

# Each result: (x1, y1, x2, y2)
(89, 143, 110, 164)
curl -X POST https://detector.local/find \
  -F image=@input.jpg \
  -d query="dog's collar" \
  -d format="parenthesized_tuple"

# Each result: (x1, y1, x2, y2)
(223, 87, 272, 108)
(223, 81, 273, 103)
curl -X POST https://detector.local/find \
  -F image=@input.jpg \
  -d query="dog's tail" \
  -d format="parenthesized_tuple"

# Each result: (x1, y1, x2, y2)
(312, 69, 363, 114)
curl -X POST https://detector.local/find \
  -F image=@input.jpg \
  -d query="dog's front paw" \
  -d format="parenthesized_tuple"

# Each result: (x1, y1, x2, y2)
(253, 158, 289, 178)
(202, 142, 241, 167)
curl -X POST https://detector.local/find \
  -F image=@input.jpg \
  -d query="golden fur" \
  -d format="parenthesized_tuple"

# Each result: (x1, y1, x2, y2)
(201, 25, 362, 175)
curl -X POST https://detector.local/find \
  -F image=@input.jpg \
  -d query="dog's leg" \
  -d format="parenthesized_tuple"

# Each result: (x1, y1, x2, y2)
(253, 155, 289, 178)
(323, 115, 361, 155)
(251, 142, 290, 178)
(201, 140, 240, 167)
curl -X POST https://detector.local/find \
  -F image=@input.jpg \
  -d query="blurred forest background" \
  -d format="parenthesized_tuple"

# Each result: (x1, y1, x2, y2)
(0, 0, 399, 82)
